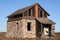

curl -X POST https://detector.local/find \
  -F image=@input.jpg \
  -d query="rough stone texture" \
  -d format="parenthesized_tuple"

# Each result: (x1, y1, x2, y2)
(6, 20, 23, 38)
(6, 19, 36, 38)
(22, 19, 36, 38)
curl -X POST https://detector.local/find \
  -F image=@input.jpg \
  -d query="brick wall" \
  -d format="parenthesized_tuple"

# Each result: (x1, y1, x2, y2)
(35, 4, 39, 18)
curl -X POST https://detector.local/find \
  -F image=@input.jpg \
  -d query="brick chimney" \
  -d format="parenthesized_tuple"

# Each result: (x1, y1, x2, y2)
(35, 4, 39, 18)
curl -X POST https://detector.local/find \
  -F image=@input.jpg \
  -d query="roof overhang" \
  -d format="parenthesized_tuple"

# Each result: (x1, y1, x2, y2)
(36, 18, 56, 24)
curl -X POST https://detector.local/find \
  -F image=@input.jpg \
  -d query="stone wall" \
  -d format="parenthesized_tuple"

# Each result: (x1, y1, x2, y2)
(6, 20, 23, 38)
(6, 19, 36, 38)
(22, 19, 36, 38)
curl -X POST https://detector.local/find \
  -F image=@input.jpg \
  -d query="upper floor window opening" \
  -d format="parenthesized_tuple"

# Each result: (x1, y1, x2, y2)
(13, 14, 23, 18)
(28, 9, 31, 16)
(40, 11, 42, 17)
(44, 13, 47, 18)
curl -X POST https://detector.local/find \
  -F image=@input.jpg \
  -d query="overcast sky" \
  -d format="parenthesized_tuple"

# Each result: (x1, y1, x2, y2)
(0, 0, 60, 32)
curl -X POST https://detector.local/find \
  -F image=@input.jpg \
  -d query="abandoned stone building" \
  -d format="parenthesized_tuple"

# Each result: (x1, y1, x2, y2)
(6, 3, 55, 39)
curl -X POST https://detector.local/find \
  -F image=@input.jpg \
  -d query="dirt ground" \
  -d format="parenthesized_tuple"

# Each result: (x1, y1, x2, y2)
(0, 32, 60, 40)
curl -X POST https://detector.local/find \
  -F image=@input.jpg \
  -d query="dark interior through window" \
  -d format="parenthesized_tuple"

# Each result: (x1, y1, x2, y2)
(40, 11, 42, 17)
(27, 22, 31, 31)
(13, 14, 23, 18)
(28, 9, 31, 16)
(44, 13, 47, 17)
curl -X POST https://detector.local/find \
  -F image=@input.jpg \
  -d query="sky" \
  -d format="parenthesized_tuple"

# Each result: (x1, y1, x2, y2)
(0, 0, 60, 32)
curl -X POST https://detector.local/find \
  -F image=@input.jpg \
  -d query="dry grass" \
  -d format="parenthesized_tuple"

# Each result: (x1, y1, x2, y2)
(0, 32, 60, 40)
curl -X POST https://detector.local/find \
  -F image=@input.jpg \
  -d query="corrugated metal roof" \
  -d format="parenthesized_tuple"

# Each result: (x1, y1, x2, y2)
(36, 18, 55, 24)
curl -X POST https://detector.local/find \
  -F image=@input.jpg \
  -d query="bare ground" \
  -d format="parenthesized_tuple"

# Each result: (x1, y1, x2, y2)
(0, 32, 60, 40)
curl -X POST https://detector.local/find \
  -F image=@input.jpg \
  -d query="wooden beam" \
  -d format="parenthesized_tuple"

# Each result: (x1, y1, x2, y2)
(51, 24, 55, 36)
(31, 9, 32, 16)
(23, 14, 24, 17)
(27, 10, 28, 16)
(41, 24, 43, 35)
(42, 11, 44, 17)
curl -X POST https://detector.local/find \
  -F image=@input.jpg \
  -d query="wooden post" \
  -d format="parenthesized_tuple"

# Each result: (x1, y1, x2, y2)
(27, 10, 28, 16)
(42, 11, 44, 17)
(41, 24, 42, 34)
(41, 23, 43, 40)
(51, 24, 55, 36)
(31, 9, 32, 16)
(23, 14, 24, 17)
